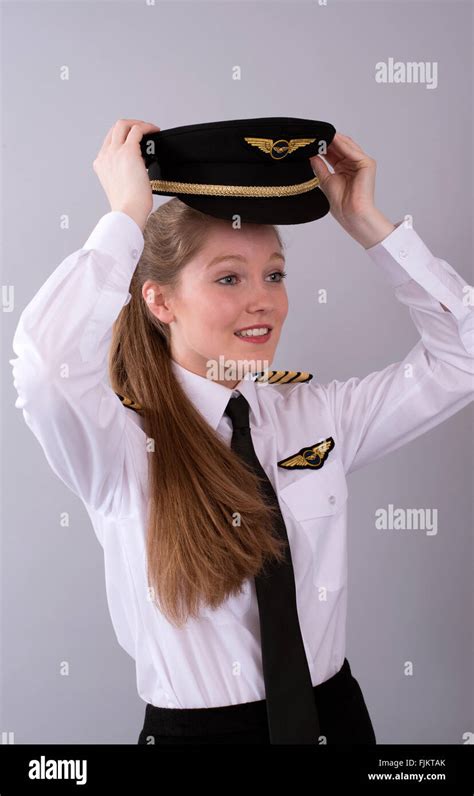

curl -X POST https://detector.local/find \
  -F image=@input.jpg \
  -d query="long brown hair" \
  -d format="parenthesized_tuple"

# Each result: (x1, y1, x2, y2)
(109, 198, 288, 627)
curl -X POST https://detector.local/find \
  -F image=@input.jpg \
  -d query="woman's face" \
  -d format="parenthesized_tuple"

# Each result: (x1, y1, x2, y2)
(143, 221, 289, 388)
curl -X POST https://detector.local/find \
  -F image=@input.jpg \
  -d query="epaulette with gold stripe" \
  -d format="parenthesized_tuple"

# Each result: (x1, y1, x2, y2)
(252, 370, 313, 384)
(115, 393, 143, 413)
(115, 371, 313, 413)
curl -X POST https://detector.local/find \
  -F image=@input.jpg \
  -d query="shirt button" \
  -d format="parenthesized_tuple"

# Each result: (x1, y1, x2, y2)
(329, 495, 336, 505)
(399, 249, 408, 258)
(131, 248, 139, 259)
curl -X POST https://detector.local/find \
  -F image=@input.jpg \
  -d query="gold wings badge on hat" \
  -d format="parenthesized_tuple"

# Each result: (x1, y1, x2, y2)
(278, 437, 335, 470)
(244, 137, 316, 160)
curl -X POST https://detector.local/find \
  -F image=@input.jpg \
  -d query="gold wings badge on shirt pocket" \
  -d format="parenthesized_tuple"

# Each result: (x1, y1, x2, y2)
(277, 437, 335, 470)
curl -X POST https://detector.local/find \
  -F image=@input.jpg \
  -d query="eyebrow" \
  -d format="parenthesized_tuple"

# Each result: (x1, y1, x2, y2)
(206, 252, 286, 268)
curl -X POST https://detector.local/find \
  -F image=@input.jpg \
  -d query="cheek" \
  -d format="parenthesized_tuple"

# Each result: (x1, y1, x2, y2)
(184, 290, 235, 334)
(206, 292, 239, 329)
(277, 291, 289, 320)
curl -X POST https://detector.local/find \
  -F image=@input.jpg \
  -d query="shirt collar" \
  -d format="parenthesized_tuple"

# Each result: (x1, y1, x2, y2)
(171, 359, 262, 430)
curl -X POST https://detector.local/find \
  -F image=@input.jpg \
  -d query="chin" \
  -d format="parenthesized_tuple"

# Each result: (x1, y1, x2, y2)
(234, 348, 275, 371)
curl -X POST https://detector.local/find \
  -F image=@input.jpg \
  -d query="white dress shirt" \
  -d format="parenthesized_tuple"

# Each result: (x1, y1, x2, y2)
(9, 211, 473, 709)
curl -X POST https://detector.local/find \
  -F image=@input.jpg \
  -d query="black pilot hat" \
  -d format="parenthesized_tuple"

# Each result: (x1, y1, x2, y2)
(139, 116, 336, 225)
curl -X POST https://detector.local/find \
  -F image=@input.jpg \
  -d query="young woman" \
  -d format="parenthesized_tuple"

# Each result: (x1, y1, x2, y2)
(10, 118, 473, 745)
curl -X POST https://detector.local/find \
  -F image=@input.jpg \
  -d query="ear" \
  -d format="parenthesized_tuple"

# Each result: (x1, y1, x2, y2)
(142, 280, 175, 324)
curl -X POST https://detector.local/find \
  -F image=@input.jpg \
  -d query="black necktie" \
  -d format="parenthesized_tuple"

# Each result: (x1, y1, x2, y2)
(224, 393, 321, 744)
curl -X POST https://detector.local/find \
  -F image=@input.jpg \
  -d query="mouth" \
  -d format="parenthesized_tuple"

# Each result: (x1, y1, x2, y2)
(234, 325, 273, 344)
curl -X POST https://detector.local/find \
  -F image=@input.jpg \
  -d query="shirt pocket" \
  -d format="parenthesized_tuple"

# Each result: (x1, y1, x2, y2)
(278, 457, 348, 591)
(278, 456, 348, 519)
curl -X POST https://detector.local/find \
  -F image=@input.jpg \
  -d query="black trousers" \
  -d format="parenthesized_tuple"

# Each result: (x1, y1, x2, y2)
(137, 658, 376, 745)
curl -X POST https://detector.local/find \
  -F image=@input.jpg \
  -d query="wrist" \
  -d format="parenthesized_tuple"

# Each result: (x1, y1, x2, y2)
(112, 205, 150, 233)
(343, 208, 396, 249)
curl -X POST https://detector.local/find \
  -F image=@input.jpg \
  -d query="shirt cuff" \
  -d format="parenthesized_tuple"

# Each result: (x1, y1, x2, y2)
(82, 211, 145, 269)
(365, 217, 470, 321)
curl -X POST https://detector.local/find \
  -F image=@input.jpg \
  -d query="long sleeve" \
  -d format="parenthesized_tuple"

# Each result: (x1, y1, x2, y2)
(320, 219, 474, 476)
(9, 211, 147, 517)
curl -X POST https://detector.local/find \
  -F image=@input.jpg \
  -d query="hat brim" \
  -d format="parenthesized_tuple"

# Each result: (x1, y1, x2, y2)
(159, 186, 330, 225)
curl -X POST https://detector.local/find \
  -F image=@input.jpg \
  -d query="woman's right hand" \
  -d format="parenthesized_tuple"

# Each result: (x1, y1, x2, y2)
(93, 118, 161, 232)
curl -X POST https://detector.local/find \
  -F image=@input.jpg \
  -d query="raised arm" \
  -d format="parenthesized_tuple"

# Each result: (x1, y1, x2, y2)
(9, 119, 160, 517)
(310, 132, 473, 475)
(319, 220, 473, 474)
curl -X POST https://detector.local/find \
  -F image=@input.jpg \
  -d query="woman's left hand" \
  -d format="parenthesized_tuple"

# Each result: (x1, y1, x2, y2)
(310, 132, 395, 248)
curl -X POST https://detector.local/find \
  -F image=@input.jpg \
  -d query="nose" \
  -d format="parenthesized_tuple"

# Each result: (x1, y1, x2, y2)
(243, 279, 275, 313)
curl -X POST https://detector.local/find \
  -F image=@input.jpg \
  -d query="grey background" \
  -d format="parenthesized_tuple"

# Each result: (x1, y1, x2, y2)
(2, 0, 472, 744)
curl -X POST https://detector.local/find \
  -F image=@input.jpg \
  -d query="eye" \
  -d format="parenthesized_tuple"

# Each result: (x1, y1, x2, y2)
(268, 270, 287, 282)
(216, 271, 287, 286)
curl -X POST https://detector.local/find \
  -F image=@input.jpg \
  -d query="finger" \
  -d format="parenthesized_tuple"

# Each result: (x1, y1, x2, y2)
(322, 149, 344, 170)
(324, 134, 367, 168)
(309, 154, 332, 185)
(126, 122, 161, 145)
(111, 119, 148, 146)
(333, 132, 364, 151)
(111, 119, 160, 147)
(328, 134, 366, 158)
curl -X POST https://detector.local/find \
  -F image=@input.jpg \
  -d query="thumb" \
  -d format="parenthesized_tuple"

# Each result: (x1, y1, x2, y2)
(310, 154, 331, 188)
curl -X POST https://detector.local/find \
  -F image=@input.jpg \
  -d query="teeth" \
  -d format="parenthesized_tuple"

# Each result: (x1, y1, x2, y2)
(235, 327, 270, 338)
